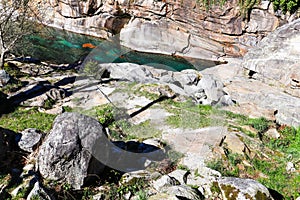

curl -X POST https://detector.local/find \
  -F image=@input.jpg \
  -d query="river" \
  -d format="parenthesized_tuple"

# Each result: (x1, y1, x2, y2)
(15, 26, 217, 71)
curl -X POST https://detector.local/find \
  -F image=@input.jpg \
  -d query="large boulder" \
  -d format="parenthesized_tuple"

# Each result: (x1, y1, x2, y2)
(37, 112, 106, 189)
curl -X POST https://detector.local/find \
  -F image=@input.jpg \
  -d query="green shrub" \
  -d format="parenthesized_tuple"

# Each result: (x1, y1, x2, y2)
(272, 0, 300, 13)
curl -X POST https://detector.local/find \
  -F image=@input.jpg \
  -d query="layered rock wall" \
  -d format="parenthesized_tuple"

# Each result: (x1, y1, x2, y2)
(34, 0, 286, 61)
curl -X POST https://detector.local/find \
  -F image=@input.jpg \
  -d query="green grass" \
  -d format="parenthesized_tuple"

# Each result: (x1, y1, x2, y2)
(164, 99, 270, 135)
(164, 100, 215, 129)
(0, 107, 56, 132)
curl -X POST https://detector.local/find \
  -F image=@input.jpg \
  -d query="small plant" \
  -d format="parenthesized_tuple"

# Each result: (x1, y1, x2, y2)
(106, 178, 148, 200)
(135, 190, 148, 200)
(177, 164, 190, 171)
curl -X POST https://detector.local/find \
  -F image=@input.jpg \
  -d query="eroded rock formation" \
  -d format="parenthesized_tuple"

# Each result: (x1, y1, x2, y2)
(34, 0, 285, 61)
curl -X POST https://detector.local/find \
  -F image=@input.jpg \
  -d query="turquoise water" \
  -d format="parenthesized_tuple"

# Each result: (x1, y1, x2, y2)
(15, 27, 216, 71)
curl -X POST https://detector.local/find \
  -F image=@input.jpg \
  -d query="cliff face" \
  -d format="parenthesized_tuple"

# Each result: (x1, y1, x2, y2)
(36, 0, 287, 61)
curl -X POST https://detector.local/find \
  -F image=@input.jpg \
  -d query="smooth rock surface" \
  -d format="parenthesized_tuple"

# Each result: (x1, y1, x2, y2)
(243, 18, 300, 98)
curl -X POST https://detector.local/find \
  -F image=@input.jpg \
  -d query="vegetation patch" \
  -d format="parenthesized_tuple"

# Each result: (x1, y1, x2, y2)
(197, 0, 300, 16)
(0, 107, 56, 132)
(164, 99, 214, 129)
(206, 126, 300, 199)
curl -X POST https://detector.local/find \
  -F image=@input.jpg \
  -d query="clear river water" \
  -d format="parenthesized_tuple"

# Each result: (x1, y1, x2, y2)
(16, 26, 217, 71)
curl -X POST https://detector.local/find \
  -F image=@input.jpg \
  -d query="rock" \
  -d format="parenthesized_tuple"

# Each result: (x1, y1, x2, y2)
(0, 69, 10, 87)
(197, 75, 225, 105)
(26, 182, 52, 200)
(246, 9, 279, 33)
(37, 112, 106, 189)
(120, 170, 151, 185)
(286, 162, 296, 173)
(90, 63, 229, 106)
(120, 18, 225, 61)
(162, 127, 227, 170)
(173, 70, 201, 88)
(46, 88, 66, 101)
(19, 63, 54, 76)
(151, 180, 205, 200)
(167, 169, 189, 185)
(265, 128, 280, 139)
(243, 19, 300, 98)
(20, 86, 66, 109)
(100, 63, 157, 83)
(223, 78, 300, 127)
(18, 128, 43, 153)
(152, 175, 180, 191)
(217, 177, 274, 200)
(164, 185, 204, 200)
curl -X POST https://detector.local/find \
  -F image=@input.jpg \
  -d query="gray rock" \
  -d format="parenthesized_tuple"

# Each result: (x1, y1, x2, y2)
(101, 63, 157, 83)
(167, 169, 188, 185)
(173, 70, 201, 87)
(217, 177, 274, 200)
(246, 9, 278, 33)
(243, 19, 300, 98)
(265, 128, 280, 139)
(37, 112, 106, 189)
(197, 75, 225, 105)
(120, 170, 151, 185)
(164, 185, 204, 200)
(26, 182, 52, 200)
(19, 128, 43, 153)
(153, 175, 180, 191)
(0, 70, 10, 87)
(162, 127, 227, 170)
(46, 88, 66, 101)
(224, 78, 300, 127)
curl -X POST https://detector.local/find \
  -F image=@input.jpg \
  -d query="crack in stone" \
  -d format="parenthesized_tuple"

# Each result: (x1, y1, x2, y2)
(172, 33, 191, 56)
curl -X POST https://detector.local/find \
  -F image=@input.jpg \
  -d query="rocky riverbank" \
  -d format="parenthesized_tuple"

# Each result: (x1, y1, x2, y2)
(1, 18, 300, 200)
